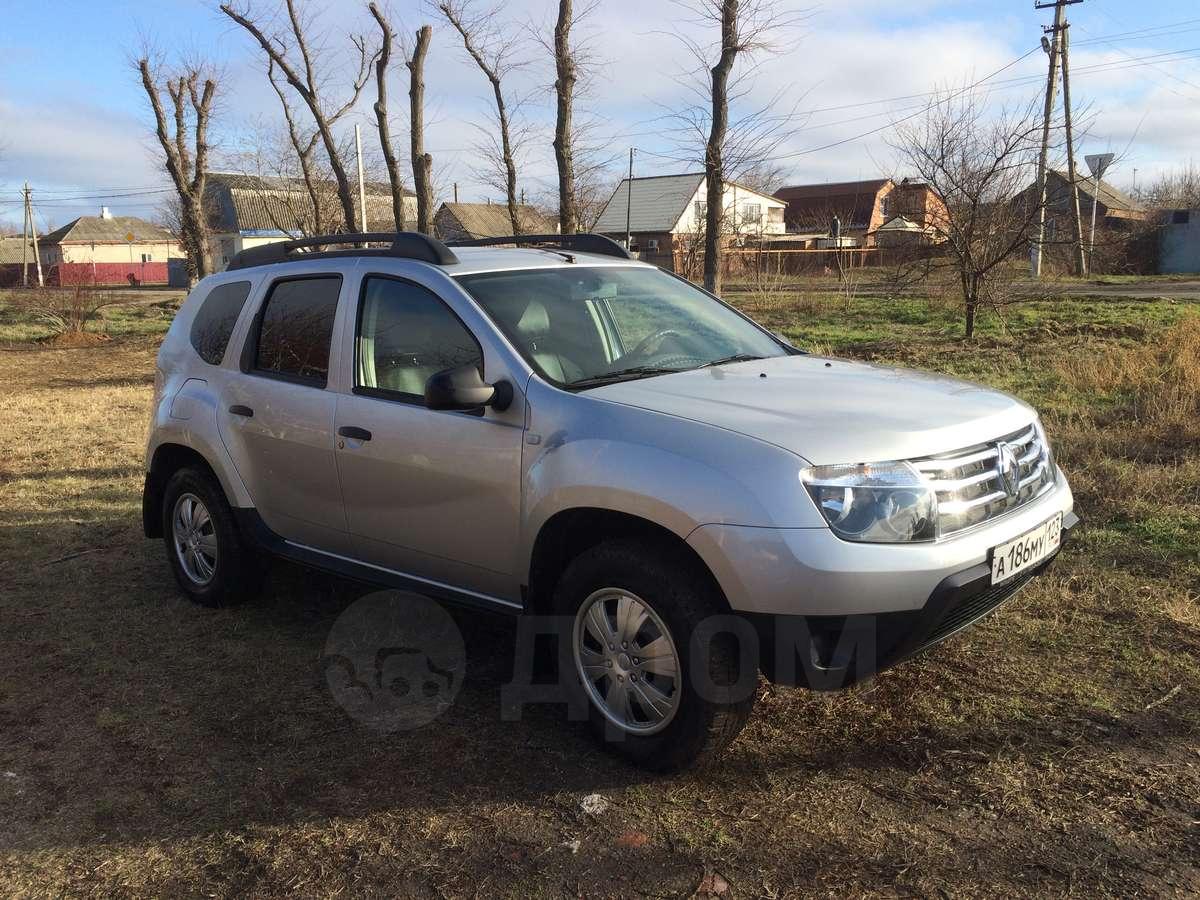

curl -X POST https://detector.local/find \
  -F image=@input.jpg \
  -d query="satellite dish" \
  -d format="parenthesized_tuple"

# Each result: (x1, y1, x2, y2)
(1085, 154, 1115, 179)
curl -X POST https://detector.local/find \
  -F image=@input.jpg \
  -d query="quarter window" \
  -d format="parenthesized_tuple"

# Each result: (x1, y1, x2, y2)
(190, 280, 252, 365)
(253, 276, 341, 385)
(356, 276, 482, 401)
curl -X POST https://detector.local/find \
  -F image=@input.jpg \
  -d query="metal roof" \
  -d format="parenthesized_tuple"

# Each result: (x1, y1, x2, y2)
(592, 173, 706, 234)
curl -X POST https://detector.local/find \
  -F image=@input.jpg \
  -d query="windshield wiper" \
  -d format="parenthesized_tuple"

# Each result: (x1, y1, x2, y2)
(569, 366, 682, 389)
(698, 353, 767, 369)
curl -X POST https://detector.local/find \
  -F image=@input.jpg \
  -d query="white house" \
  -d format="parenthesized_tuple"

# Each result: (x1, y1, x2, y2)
(591, 172, 786, 258)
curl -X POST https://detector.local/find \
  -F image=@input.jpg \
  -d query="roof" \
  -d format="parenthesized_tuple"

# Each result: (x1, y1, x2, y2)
(39, 215, 175, 245)
(0, 235, 37, 264)
(774, 178, 892, 229)
(875, 215, 924, 233)
(433, 202, 558, 240)
(205, 172, 413, 235)
(592, 173, 705, 234)
(1050, 170, 1143, 212)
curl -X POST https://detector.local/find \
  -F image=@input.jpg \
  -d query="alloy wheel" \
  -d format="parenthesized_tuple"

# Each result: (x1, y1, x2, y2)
(573, 588, 682, 735)
(172, 492, 218, 585)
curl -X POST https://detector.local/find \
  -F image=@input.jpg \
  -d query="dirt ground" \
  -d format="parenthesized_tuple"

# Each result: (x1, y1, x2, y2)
(0, 293, 1197, 897)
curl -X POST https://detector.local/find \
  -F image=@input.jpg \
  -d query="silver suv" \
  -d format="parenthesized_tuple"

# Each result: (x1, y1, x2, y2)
(144, 232, 1077, 770)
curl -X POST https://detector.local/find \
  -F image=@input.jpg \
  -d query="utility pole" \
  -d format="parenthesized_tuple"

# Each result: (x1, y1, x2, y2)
(1059, 21, 1087, 276)
(1031, 0, 1082, 278)
(355, 123, 368, 232)
(21, 183, 29, 287)
(22, 183, 44, 288)
(624, 148, 635, 250)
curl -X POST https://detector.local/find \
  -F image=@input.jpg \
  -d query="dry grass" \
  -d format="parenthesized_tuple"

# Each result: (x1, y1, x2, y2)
(0, 290, 1198, 897)
(1054, 314, 1200, 432)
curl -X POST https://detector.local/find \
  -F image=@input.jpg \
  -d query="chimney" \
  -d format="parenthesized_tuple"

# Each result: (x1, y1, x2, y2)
(100, 206, 113, 220)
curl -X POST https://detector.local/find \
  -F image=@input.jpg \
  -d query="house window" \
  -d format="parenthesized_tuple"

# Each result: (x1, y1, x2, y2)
(647, 238, 660, 253)
(694, 200, 707, 222)
(880, 196, 891, 217)
(740, 203, 762, 224)
(141, 253, 152, 263)
(1172, 210, 1191, 225)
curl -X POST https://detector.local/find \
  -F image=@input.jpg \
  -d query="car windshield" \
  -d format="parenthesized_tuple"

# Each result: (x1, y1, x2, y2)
(456, 266, 790, 388)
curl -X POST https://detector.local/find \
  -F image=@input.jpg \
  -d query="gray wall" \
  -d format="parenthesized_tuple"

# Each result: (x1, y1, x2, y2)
(1160, 210, 1200, 274)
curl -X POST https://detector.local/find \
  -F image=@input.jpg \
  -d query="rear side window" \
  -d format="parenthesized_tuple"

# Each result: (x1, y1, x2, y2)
(189, 281, 252, 365)
(253, 276, 342, 386)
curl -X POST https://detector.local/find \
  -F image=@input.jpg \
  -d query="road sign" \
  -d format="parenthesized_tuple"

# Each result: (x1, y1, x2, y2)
(125, 232, 136, 243)
(1085, 153, 1114, 179)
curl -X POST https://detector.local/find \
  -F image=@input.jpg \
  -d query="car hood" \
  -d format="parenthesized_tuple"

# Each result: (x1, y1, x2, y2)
(588, 355, 1035, 465)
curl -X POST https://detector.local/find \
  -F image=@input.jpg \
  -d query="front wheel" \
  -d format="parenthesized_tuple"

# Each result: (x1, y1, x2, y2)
(555, 539, 756, 771)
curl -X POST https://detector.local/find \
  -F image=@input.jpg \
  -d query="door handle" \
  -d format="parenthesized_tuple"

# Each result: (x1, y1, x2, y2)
(337, 425, 372, 442)
(229, 404, 253, 418)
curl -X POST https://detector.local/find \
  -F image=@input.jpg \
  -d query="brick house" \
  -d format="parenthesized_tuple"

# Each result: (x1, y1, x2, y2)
(774, 178, 947, 245)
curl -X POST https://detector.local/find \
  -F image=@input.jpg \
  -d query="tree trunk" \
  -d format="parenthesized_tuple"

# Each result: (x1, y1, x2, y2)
(369, 3, 407, 231)
(408, 26, 435, 235)
(552, 0, 578, 235)
(493, 78, 521, 236)
(137, 59, 214, 284)
(703, 0, 739, 294)
(440, 3, 521, 236)
(219, 2, 365, 233)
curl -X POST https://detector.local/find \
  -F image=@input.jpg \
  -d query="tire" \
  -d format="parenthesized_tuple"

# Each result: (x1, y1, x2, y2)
(161, 466, 261, 607)
(554, 538, 756, 772)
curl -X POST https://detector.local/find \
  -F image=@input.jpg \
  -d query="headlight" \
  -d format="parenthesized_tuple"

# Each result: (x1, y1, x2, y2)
(800, 461, 936, 543)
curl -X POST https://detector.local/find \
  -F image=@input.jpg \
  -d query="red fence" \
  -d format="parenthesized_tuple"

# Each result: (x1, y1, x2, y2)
(52, 262, 170, 286)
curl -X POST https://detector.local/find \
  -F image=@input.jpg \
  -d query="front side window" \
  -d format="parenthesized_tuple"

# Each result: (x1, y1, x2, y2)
(740, 203, 761, 224)
(253, 276, 341, 385)
(457, 266, 788, 389)
(356, 276, 482, 401)
(190, 280, 252, 365)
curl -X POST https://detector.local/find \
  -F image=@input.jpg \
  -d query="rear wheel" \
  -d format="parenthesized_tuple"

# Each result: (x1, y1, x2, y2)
(555, 539, 756, 771)
(161, 467, 260, 607)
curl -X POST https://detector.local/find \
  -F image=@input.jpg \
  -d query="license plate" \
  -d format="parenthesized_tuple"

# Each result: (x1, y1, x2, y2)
(990, 513, 1062, 585)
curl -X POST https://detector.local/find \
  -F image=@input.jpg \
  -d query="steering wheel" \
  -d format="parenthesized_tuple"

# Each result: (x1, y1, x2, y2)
(629, 328, 685, 360)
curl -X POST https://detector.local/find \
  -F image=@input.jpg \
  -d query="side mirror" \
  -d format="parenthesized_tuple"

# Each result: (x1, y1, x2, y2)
(424, 363, 513, 412)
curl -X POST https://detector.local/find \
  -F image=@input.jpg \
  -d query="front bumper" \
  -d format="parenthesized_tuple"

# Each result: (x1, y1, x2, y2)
(688, 472, 1075, 617)
(747, 509, 1079, 689)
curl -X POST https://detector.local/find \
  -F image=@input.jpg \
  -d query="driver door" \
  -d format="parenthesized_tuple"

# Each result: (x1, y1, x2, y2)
(333, 273, 525, 605)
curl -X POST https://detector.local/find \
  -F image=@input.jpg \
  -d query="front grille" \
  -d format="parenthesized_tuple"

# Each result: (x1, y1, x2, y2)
(926, 567, 1038, 645)
(912, 423, 1056, 537)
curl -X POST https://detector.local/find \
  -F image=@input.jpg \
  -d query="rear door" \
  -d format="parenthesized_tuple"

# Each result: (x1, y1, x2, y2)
(332, 271, 526, 605)
(218, 270, 354, 555)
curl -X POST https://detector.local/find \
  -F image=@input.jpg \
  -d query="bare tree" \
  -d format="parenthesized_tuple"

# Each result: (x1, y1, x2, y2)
(664, 1, 808, 292)
(407, 25, 435, 234)
(220, 0, 376, 234)
(368, 3, 408, 231)
(551, 0, 578, 234)
(1143, 162, 1200, 210)
(438, 0, 526, 236)
(891, 90, 1046, 338)
(137, 55, 216, 285)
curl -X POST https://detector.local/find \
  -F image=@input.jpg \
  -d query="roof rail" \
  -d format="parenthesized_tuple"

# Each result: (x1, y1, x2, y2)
(226, 232, 459, 271)
(444, 233, 632, 260)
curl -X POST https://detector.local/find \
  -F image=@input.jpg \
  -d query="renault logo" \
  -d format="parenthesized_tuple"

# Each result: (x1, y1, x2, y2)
(995, 441, 1022, 500)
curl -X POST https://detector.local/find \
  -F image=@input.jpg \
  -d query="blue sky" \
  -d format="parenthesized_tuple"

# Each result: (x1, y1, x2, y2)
(2, 0, 1199, 230)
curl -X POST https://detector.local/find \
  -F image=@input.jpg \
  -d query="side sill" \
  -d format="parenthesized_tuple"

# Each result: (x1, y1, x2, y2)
(232, 507, 524, 617)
